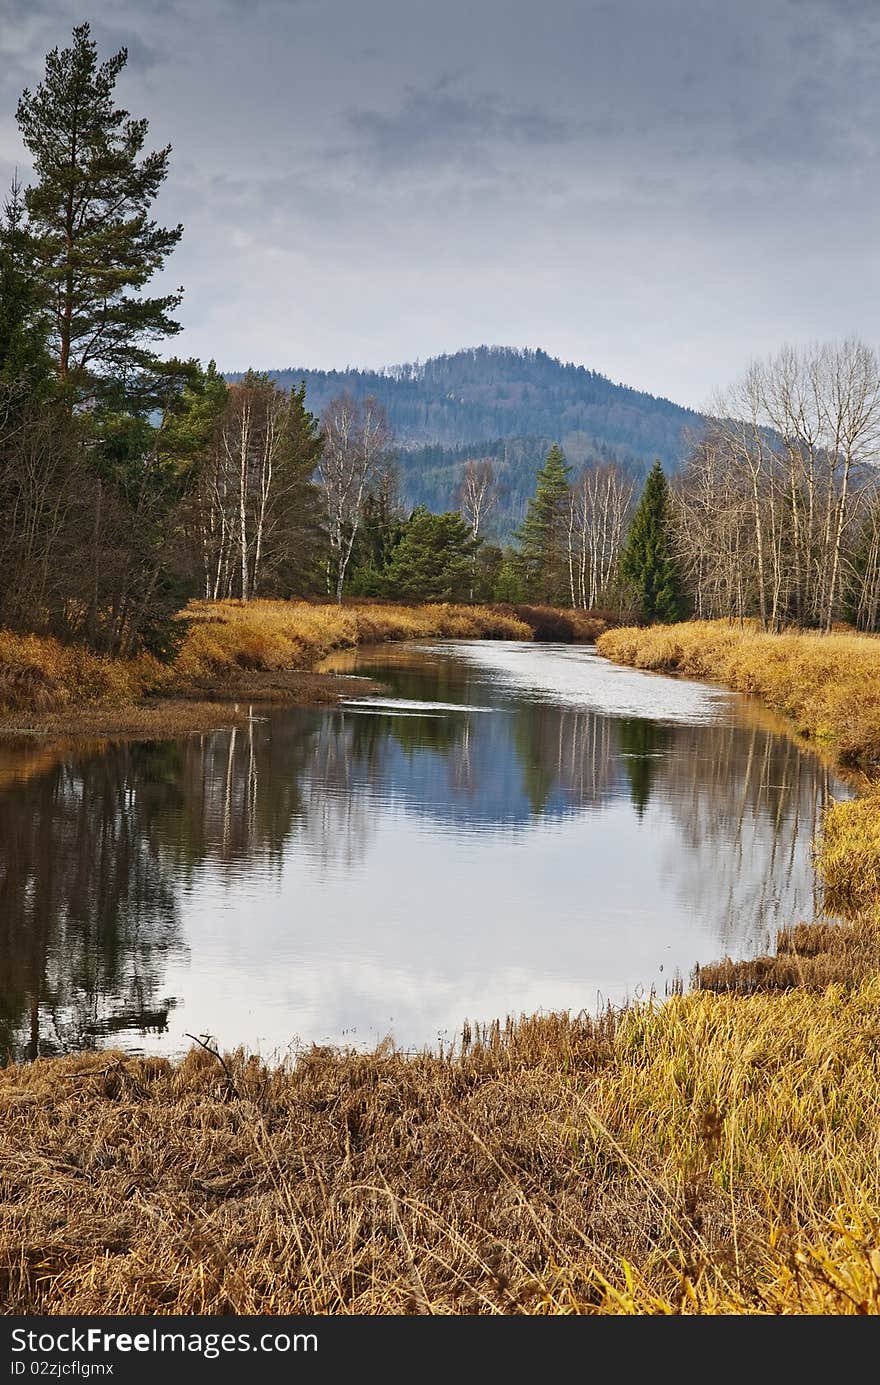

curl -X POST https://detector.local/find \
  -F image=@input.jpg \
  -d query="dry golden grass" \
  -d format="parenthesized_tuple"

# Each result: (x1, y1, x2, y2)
(694, 914, 880, 993)
(819, 792, 880, 914)
(1, 989, 878, 1315)
(0, 601, 530, 731)
(0, 629, 166, 716)
(597, 620, 880, 765)
(174, 599, 529, 685)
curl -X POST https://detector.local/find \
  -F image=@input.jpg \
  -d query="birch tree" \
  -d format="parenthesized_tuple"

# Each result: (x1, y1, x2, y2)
(194, 372, 321, 601)
(317, 392, 391, 602)
(458, 458, 498, 598)
(677, 340, 880, 631)
(458, 458, 498, 544)
(568, 462, 634, 609)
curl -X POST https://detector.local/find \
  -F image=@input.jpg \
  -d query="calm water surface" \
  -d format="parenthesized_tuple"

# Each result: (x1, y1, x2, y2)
(0, 641, 850, 1060)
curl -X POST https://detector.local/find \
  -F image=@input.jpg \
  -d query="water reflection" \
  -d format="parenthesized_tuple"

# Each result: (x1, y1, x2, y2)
(0, 643, 848, 1059)
(0, 742, 183, 1059)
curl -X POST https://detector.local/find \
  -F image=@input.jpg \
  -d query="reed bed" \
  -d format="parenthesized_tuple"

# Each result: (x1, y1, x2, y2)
(694, 914, 880, 993)
(0, 629, 163, 715)
(174, 600, 529, 685)
(819, 793, 880, 914)
(1, 988, 878, 1315)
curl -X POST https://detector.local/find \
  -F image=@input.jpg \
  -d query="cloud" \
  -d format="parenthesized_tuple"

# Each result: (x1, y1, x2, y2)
(90, 26, 166, 72)
(347, 79, 572, 171)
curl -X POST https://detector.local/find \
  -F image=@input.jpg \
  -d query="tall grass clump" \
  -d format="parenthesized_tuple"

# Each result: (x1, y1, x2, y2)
(1, 986, 878, 1315)
(818, 792, 880, 914)
(694, 913, 880, 993)
(0, 630, 165, 716)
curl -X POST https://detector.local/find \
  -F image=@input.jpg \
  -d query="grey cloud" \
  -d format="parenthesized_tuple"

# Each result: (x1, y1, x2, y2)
(347, 80, 572, 171)
(89, 26, 166, 72)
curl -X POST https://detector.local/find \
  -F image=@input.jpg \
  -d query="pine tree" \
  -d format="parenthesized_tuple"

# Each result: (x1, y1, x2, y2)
(620, 460, 684, 623)
(493, 546, 524, 602)
(383, 506, 476, 601)
(16, 22, 183, 391)
(515, 443, 572, 604)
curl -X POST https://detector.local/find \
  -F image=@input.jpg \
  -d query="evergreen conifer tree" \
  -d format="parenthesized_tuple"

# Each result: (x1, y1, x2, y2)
(620, 460, 684, 623)
(382, 506, 475, 601)
(16, 22, 183, 392)
(515, 443, 572, 604)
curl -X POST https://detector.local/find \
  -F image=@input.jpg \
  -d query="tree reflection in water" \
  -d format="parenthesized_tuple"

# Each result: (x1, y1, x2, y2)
(0, 647, 846, 1059)
(0, 742, 183, 1059)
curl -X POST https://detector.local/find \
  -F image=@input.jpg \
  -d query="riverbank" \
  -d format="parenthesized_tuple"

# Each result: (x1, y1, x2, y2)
(596, 620, 880, 766)
(0, 601, 532, 736)
(598, 620, 880, 990)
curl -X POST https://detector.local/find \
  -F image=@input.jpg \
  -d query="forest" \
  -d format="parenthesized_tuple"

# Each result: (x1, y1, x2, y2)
(239, 346, 701, 460)
(3, 21, 880, 679)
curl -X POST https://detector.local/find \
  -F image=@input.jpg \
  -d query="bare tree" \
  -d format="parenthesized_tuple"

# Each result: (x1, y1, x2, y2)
(193, 373, 321, 601)
(568, 463, 634, 609)
(681, 339, 880, 631)
(846, 485, 880, 630)
(457, 458, 498, 598)
(710, 366, 779, 627)
(815, 341, 880, 629)
(317, 392, 391, 602)
(673, 430, 752, 622)
(0, 384, 86, 629)
(458, 459, 498, 543)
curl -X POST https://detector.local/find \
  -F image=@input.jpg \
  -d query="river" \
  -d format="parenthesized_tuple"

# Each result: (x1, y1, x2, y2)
(0, 640, 850, 1060)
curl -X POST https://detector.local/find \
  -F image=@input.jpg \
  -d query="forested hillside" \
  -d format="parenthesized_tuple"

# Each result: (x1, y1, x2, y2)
(229, 347, 703, 532)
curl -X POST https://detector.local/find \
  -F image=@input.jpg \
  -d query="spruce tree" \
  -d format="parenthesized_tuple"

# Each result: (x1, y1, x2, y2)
(515, 443, 572, 604)
(348, 468, 406, 595)
(16, 22, 183, 391)
(620, 460, 684, 623)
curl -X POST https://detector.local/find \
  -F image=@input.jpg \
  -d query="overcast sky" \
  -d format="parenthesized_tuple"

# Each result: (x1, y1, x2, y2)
(0, 0, 877, 408)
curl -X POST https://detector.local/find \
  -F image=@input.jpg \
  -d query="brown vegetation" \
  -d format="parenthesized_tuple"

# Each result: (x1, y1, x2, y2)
(694, 915, 880, 994)
(1, 987, 878, 1315)
(819, 791, 880, 914)
(174, 599, 530, 686)
(0, 600, 530, 733)
(492, 603, 612, 642)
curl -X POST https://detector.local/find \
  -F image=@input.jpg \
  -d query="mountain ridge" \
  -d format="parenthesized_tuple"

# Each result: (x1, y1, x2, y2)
(226, 346, 705, 534)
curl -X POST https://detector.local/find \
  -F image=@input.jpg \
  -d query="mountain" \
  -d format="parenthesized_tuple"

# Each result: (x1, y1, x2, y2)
(226, 346, 704, 536)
